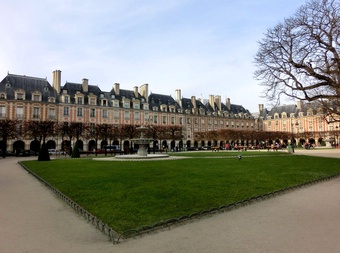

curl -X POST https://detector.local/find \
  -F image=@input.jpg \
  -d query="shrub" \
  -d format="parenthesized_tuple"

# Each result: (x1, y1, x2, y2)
(71, 143, 80, 158)
(38, 142, 50, 161)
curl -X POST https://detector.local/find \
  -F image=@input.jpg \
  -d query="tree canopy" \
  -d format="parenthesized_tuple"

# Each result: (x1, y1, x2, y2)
(254, 0, 340, 122)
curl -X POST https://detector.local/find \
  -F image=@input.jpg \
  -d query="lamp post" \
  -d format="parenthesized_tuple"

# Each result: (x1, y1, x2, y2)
(291, 120, 299, 153)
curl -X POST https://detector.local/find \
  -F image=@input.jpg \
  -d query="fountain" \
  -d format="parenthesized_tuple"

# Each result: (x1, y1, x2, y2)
(115, 125, 169, 159)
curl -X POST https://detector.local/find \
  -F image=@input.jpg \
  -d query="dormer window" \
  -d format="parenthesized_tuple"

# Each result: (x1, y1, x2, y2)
(16, 91, 25, 100)
(33, 94, 41, 102)
(0, 93, 5, 99)
(124, 101, 130, 108)
(89, 98, 96, 105)
(133, 102, 140, 109)
(77, 97, 83, 104)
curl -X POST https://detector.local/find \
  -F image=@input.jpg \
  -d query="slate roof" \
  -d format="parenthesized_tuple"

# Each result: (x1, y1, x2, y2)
(0, 73, 253, 116)
(148, 93, 180, 111)
(0, 73, 57, 102)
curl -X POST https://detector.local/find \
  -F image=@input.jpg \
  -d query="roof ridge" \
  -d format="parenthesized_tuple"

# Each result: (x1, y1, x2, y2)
(8, 73, 47, 81)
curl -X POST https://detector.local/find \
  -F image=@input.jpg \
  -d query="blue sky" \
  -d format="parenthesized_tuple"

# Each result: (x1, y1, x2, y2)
(0, 0, 307, 112)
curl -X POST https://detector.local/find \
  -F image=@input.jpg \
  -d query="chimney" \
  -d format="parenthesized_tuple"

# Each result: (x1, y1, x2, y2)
(258, 104, 264, 113)
(191, 96, 197, 108)
(297, 100, 302, 110)
(113, 83, 120, 95)
(175, 89, 181, 102)
(226, 98, 231, 111)
(52, 70, 61, 93)
(209, 95, 215, 109)
(214, 95, 221, 111)
(133, 86, 138, 98)
(175, 89, 182, 107)
(140, 83, 148, 100)
(82, 78, 88, 92)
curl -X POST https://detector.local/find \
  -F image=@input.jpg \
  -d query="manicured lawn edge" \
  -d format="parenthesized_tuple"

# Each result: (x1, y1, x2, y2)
(18, 160, 340, 244)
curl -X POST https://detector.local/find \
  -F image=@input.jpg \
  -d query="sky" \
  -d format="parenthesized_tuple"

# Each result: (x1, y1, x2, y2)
(0, 0, 308, 113)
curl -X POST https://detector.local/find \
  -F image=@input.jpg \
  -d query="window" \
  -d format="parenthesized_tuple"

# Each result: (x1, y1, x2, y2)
(77, 108, 83, 117)
(134, 112, 140, 120)
(124, 101, 130, 108)
(113, 100, 119, 107)
(114, 111, 119, 119)
(64, 96, 69, 103)
(0, 105, 6, 117)
(16, 107, 23, 118)
(154, 115, 158, 124)
(33, 107, 39, 118)
(143, 104, 149, 110)
(48, 108, 55, 119)
(33, 94, 40, 101)
(90, 98, 96, 105)
(77, 97, 83, 105)
(17, 93, 24, 100)
(102, 109, 107, 118)
(124, 111, 130, 120)
(0, 93, 5, 99)
(102, 100, 107, 106)
(162, 116, 166, 124)
(171, 116, 175, 124)
(134, 103, 140, 109)
(63, 107, 69, 116)
(179, 117, 182, 125)
(90, 108, 95, 117)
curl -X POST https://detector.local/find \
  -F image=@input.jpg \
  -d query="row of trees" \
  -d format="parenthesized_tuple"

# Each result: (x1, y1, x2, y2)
(194, 128, 333, 147)
(0, 119, 184, 158)
(2, 118, 338, 158)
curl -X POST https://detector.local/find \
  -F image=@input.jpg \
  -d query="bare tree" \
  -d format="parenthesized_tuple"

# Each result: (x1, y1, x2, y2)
(254, 0, 340, 122)
(24, 120, 56, 145)
(0, 118, 20, 157)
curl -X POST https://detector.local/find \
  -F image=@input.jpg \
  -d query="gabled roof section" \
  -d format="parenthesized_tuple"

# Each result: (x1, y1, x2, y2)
(0, 73, 57, 101)
(62, 82, 102, 95)
(149, 93, 180, 110)
(118, 89, 137, 100)
(181, 98, 193, 111)
(229, 104, 251, 115)
(265, 104, 297, 119)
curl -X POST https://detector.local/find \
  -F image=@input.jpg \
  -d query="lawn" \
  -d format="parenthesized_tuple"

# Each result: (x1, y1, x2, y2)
(21, 152, 340, 234)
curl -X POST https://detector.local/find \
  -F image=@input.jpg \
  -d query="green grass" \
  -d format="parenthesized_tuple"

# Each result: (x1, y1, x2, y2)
(170, 150, 289, 157)
(21, 153, 340, 233)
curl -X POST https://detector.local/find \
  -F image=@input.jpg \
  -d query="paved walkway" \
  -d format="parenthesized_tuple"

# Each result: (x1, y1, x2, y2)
(1, 149, 340, 252)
